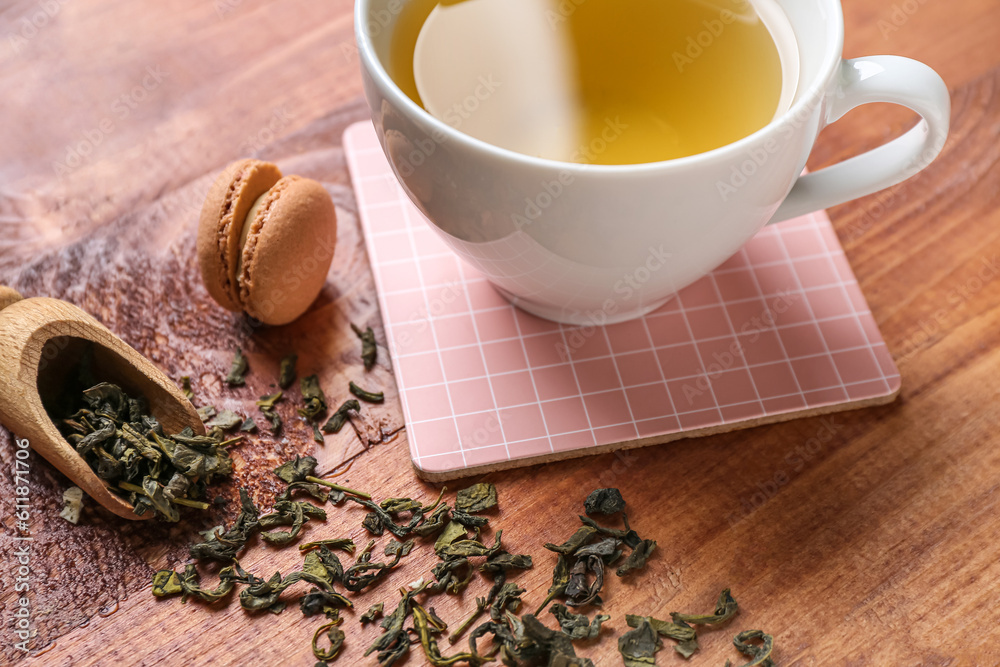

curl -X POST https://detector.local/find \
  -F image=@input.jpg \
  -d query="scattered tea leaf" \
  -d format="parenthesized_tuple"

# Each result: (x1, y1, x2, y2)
(626, 615, 698, 658)
(205, 409, 243, 431)
(619, 617, 662, 667)
(274, 455, 318, 484)
(584, 488, 626, 516)
(535, 554, 570, 615)
(617, 539, 657, 577)
(455, 483, 498, 513)
(550, 603, 609, 640)
(299, 538, 356, 555)
(349, 381, 384, 403)
(298, 375, 328, 421)
(352, 323, 378, 370)
(520, 614, 595, 667)
(279, 353, 298, 389)
(240, 417, 257, 433)
(361, 602, 385, 625)
(725, 629, 774, 667)
(322, 399, 360, 434)
(256, 391, 283, 434)
(671, 588, 739, 626)
(544, 526, 599, 555)
(312, 620, 346, 661)
(180, 376, 194, 400)
(225, 347, 249, 386)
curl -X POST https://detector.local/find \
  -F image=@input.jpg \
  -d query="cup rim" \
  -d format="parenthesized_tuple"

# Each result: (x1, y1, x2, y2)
(355, 0, 845, 174)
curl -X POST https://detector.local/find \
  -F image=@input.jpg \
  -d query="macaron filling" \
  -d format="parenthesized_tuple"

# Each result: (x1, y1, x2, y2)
(236, 176, 300, 307)
(216, 163, 255, 299)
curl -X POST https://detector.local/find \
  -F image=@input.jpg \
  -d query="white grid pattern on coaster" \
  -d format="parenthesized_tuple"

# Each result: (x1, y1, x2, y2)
(344, 121, 901, 478)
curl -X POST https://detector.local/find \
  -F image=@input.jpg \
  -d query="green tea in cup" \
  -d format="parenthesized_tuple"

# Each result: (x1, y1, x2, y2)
(390, 0, 797, 165)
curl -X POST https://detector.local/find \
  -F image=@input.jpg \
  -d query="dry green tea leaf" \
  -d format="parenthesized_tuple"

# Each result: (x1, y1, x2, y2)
(225, 347, 249, 386)
(434, 521, 468, 554)
(725, 629, 774, 667)
(299, 538, 356, 554)
(413, 503, 451, 537)
(322, 399, 360, 434)
(626, 615, 698, 657)
(535, 554, 570, 615)
(180, 376, 194, 400)
(274, 455, 318, 484)
(584, 488, 625, 515)
(364, 585, 425, 665)
(239, 417, 257, 432)
(352, 323, 378, 370)
(312, 620, 346, 661)
(279, 353, 298, 389)
(189, 488, 260, 561)
(520, 614, 595, 667)
(204, 409, 243, 431)
(671, 588, 739, 626)
(298, 375, 328, 421)
(151, 569, 182, 596)
(256, 391, 283, 434)
(617, 539, 657, 577)
(361, 602, 385, 624)
(455, 483, 498, 513)
(619, 617, 662, 667)
(261, 500, 327, 545)
(427, 557, 474, 595)
(412, 602, 491, 666)
(349, 381, 384, 403)
(480, 552, 533, 576)
(300, 588, 352, 618)
(550, 604, 609, 641)
(544, 526, 599, 555)
(437, 531, 503, 559)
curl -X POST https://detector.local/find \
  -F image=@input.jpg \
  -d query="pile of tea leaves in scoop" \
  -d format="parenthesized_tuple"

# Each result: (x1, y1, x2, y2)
(54, 382, 237, 522)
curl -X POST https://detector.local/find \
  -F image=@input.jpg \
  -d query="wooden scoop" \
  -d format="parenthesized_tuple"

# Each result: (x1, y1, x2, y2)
(0, 287, 203, 520)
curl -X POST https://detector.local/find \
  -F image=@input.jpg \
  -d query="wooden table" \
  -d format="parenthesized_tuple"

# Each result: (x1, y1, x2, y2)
(2, 0, 999, 664)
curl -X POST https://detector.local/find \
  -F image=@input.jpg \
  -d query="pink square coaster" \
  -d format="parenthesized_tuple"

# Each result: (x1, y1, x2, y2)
(345, 122, 901, 480)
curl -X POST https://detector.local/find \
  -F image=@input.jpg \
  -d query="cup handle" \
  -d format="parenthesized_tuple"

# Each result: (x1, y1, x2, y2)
(770, 55, 950, 224)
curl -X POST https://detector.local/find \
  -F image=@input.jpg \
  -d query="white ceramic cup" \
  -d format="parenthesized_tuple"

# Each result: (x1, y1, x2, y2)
(356, 0, 950, 325)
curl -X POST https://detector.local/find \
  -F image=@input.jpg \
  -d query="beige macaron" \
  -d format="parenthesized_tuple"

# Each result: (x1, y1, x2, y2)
(197, 159, 337, 325)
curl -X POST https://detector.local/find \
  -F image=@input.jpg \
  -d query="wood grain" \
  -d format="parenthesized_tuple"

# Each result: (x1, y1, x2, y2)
(2, 0, 1000, 664)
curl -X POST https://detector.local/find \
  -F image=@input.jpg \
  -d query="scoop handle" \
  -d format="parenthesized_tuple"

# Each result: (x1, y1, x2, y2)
(0, 287, 22, 312)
